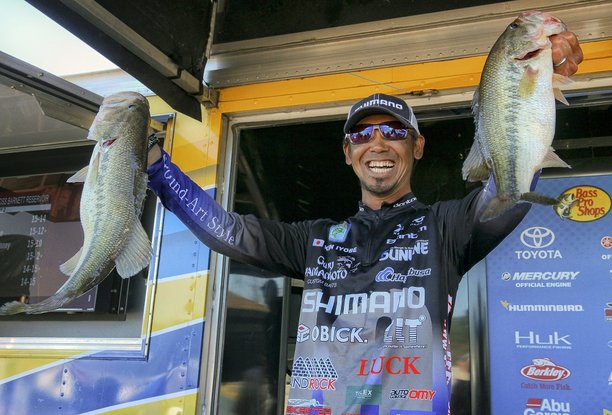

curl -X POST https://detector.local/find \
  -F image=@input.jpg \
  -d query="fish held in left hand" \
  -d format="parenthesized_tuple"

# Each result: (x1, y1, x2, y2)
(0, 91, 152, 315)
(462, 11, 572, 221)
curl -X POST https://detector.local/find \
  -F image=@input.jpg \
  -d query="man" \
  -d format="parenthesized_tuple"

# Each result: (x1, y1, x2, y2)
(147, 28, 582, 415)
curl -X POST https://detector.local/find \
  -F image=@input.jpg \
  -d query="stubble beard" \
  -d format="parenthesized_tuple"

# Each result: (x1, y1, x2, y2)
(360, 177, 396, 197)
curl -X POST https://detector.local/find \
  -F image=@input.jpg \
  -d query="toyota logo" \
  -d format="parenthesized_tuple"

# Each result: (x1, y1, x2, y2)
(520, 226, 555, 249)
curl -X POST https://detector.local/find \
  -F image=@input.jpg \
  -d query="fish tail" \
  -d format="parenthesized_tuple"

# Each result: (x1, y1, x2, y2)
(0, 294, 71, 315)
(480, 195, 517, 222)
(521, 192, 559, 206)
(0, 301, 27, 315)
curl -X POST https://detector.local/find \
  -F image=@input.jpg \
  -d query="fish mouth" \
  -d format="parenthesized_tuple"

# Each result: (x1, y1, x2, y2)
(515, 48, 543, 61)
(101, 139, 117, 150)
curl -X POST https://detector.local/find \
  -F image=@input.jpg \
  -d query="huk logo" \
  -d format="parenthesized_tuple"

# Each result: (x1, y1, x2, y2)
(515, 331, 572, 350)
(328, 222, 351, 243)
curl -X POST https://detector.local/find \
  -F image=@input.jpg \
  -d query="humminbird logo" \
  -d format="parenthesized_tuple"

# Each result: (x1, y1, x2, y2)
(500, 301, 584, 312)
(302, 288, 425, 315)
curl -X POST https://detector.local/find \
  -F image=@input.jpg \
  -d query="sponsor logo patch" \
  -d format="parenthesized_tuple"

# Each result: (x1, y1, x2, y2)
(389, 389, 436, 400)
(329, 221, 351, 243)
(291, 357, 338, 391)
(345, 385, 382, 405)
(357, 355, 421, 376)
(296, 324, 367, 343)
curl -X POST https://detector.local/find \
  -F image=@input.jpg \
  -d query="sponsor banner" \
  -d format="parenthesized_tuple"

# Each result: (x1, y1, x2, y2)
(486, 174, 612, 413)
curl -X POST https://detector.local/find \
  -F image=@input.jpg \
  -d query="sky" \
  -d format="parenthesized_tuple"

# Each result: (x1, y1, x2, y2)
(0, 0, 117, 76)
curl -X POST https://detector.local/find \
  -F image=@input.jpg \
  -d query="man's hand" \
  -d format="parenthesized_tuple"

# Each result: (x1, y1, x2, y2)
(551, 32, 583, 77)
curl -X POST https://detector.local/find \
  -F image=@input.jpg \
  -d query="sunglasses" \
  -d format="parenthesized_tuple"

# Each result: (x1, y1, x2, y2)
(345, 121, 415, 145)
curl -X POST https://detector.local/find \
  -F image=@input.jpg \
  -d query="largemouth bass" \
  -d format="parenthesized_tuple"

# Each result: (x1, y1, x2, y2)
(0, 91, 152, 315)
(462, 11, 571, 221)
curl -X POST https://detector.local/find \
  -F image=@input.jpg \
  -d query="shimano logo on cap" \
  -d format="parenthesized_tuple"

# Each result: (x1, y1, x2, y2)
(353, 98, 404, 114)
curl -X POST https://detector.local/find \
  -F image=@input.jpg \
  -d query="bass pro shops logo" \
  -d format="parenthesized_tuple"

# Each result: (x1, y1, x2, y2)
(553, 185, 611, 221)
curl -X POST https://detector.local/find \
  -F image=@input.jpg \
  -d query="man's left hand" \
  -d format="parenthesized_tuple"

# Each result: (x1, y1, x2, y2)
(551, 32, 583, 77)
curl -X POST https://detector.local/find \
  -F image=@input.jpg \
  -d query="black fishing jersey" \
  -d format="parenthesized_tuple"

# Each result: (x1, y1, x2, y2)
(148, 151, 528, 414)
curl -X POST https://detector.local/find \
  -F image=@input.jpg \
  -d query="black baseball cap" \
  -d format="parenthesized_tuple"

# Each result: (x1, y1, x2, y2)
(343, 93, 420, 135)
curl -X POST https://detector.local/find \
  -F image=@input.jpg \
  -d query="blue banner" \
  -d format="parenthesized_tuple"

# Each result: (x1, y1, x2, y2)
(486, 174, 612, 414)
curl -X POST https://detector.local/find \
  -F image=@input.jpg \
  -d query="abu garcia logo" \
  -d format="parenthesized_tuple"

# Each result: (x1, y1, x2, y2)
(515, 226, 562, 260)
(525, 398, 571, 415)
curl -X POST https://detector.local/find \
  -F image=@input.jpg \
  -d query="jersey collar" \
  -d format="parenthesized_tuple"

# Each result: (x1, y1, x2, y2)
(357, 192, 421, 213)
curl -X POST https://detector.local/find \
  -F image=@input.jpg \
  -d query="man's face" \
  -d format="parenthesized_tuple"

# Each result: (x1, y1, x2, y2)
(343, 114, 424, 206)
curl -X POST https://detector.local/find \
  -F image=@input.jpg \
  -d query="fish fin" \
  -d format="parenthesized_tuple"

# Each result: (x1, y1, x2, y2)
(66, 166, 89, 183)
(538, 147, 571, 169)
(115, 222, 152, 279)
(59, 247, 83, 276)
(521, 192, 560, 206)
(552, 74, 572, 105)
(0, 301, 27, 316)
(553, 88, 569, 105)
(518, 65, 539, 98)
(552, 73, 573, 87)
(462, 140, 490, 181)
(471, 86, 480, 117)
(480, 196, 516, 222)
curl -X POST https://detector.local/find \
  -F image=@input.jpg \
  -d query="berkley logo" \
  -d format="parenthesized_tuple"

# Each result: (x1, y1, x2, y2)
(520, 358, 570, 381)
(554, 185, 611, 221)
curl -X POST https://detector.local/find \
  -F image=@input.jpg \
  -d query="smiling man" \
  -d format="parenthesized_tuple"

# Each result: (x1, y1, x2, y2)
(146, 27, 582, 415)
(342, 95, 425, 209)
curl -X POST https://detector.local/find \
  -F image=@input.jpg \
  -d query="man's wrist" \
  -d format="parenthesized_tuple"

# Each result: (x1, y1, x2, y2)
(147, 133, 163, 167)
